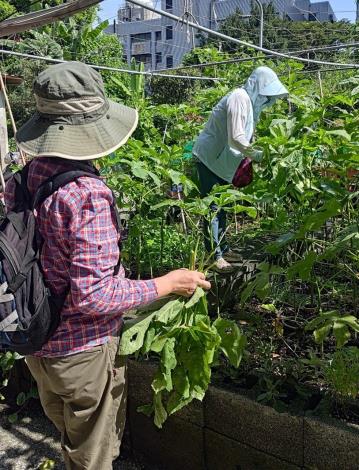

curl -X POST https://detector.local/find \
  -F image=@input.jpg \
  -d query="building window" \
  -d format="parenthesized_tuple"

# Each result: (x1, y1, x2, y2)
(166, 56, 173, 68)
(165, 0, 173, 9)
(166, 25, 173, 40)
(155, 31, 162, 41)
(156, 52, 162, 64)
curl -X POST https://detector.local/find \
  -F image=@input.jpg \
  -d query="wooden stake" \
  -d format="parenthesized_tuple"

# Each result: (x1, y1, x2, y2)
(318, 70, 324, 99)
(0, 90, 9, 170)
(0, 72, 26, 166)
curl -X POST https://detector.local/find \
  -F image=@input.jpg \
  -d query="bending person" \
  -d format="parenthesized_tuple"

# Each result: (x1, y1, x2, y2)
(193, 66, 288, 272)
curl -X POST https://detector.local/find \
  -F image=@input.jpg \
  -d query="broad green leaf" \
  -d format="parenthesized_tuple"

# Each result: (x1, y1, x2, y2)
(172, 366, 190, 400)
(326, 129, 351, 141)
(185, 288, 205, 309)
(287, 251, 317, 281)
(333, 322, 351, 349)
(305, 311, 340, 330)
(152, 338, 177, 392)
(266, 232, 296, 254)
(255, 272, 270, 300)
(167, 392, 192, 415)
(230, 205, 257, 218)
(313, 324, 332, 344)
(152, 369, 169, 393)
(154, 392, 168, 429)
(339, 316, 359, 332)
(141, 327, 157, 354)
(298, 199, 341, 237)
(240, 279, 256, 305)
(119, 312, 156, 355)
(213, 318, 247, 368)
(150, 337, 168, 353)
(156, 298, 184, 323)
(148, 171, 161, 187)
(131, 162, 148, 179)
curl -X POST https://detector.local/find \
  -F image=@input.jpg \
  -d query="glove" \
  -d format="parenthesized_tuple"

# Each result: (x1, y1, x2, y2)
(251, 149, 263, 163)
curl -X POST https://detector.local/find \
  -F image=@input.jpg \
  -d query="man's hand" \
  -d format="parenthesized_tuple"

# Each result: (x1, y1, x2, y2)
(155, 269, 211, 297)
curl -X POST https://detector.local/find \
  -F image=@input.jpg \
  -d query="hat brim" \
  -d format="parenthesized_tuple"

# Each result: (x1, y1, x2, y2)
(15, 100, 138, 160)
(261, 79, 289, 98)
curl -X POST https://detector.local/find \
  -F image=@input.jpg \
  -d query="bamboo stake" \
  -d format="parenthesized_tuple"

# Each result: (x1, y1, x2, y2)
(0, 72, 26, 166)
(318, 70, 324, 99)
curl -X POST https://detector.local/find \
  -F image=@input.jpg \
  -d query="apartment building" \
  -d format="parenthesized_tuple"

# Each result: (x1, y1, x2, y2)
(288, 0, 336, 21)
(108, 0, 337, 70)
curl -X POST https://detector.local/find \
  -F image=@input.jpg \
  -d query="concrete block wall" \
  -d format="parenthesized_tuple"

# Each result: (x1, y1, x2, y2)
(126, 360, 359, 470)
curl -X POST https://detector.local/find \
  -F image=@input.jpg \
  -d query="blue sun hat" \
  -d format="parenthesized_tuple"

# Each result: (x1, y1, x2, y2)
(244, 66, 289, 122)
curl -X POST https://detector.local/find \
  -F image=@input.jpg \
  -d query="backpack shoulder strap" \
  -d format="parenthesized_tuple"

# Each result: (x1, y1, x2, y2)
(12, 163, 32, 209)
(31, 168, 123, 272)
(31, 170, 102, 210)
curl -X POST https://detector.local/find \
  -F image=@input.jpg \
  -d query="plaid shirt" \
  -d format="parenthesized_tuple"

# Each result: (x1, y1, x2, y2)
(5, 158, 158, 357)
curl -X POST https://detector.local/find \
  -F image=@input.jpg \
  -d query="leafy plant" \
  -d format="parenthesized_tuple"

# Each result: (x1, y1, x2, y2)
(305, 311, 359, 349)
(324, 347, 359, 399)
(119, 289, 246, 428)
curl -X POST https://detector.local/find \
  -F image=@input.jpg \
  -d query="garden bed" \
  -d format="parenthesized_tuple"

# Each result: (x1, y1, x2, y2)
(126, 359, 359, 470)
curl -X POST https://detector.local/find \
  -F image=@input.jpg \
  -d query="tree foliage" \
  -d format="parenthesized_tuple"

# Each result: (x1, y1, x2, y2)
(0, 0, 16, 21)
(206, 2, 358, 63)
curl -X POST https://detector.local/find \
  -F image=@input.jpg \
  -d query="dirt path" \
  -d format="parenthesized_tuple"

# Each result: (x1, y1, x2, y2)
(0, 403, 142, 470)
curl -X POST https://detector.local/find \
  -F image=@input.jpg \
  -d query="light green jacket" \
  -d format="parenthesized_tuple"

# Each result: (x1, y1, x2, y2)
(193, 66, 289, 183)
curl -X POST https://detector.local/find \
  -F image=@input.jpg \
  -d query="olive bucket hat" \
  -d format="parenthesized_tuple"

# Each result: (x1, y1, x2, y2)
(16, 61, 138, 160)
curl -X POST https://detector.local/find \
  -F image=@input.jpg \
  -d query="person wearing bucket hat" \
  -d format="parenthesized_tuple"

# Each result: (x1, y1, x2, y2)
(193, 66, 288, 272)
(5, 61, 211, 470)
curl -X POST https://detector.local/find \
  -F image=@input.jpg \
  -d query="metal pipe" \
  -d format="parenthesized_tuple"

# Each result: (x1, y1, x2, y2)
(0, 49, 221, 82)
(253, 0, 264, 48)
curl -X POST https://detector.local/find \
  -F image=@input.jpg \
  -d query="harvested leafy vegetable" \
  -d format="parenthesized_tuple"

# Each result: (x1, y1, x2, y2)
(119, 288, 246, 428)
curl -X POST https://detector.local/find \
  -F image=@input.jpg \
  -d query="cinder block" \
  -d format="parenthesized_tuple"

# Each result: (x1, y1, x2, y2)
(205, 386, 304, 466)
(304, 417, 359, 470)
(128, 359, 204, 426)
(205, 428, 301, 470)
(128, 401, 205, 470)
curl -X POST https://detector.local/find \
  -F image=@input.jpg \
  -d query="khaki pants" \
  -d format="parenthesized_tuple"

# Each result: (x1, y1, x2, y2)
(26, 336, 127, 470)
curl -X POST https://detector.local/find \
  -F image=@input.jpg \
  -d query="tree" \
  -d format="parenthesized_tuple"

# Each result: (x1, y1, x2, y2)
(0, 0, 16, 21)
(206, 2, 358, 61)
(1, 5, 127, 133)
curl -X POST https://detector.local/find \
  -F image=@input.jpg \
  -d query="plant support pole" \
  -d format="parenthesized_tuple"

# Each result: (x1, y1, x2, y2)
(318, 70, 324, 99)
(0, 73, 26, 166)
(253, 0, 264, 48)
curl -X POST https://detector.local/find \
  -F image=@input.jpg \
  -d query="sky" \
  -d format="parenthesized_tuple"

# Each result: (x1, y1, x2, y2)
(98, 0, 357, 24)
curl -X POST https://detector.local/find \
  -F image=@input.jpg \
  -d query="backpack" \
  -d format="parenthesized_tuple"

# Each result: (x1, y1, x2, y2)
(0, 161, 121, 355)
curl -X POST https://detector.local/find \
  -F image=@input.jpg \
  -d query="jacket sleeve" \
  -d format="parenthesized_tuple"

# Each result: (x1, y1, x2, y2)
(227, 91, 262, 162)
(66, 179, 158, 315)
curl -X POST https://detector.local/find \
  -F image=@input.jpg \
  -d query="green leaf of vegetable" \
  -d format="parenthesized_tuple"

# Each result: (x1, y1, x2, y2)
(213, 318, 247, 368)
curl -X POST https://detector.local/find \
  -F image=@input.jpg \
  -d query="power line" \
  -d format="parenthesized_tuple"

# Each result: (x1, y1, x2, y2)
(0, 49, 220, 81)
(126, 0, 359, 69)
